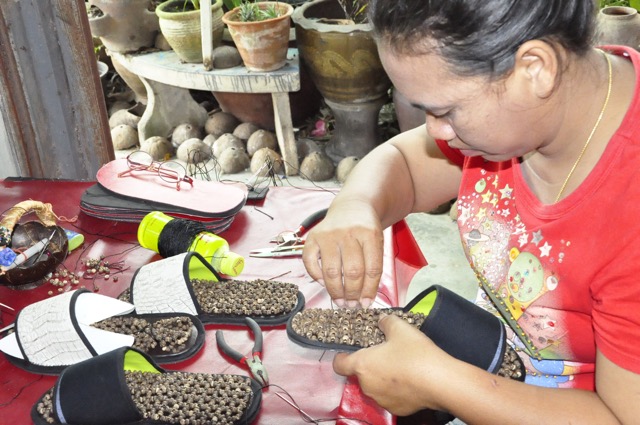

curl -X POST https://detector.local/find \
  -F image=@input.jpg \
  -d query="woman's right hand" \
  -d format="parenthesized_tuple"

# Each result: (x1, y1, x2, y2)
(302, 201, 385, 308)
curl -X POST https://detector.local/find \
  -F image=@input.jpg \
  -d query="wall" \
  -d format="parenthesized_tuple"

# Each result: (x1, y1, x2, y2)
(0, 111, 17, 178)
(0, 0, 113, 181)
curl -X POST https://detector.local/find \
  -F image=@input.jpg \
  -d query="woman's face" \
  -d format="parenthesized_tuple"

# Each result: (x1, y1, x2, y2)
(379, 44, 554, 162)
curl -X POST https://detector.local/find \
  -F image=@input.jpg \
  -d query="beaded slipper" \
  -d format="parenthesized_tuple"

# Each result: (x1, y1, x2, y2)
(287, 284, 525, 381)
(0, 289, 205, 375)
(121, 251, 305, 327)
(32, 346, 262, 425)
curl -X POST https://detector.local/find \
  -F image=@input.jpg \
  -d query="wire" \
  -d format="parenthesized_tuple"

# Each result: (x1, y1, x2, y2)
(266, 383, 374, 425)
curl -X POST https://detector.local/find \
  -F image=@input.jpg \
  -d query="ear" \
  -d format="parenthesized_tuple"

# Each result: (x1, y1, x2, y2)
(512, 40, 559, 99)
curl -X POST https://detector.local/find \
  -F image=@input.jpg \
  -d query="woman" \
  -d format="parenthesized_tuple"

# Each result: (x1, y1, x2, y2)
(301, 0, 640, 423)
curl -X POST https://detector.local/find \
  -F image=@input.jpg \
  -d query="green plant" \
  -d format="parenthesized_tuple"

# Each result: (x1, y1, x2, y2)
(181, 0, 200, 10)
(599, 0, 630, 7)
(337, 0, 368, 24)
(231, 1, 283, 22)
(223, 0, 242, 9)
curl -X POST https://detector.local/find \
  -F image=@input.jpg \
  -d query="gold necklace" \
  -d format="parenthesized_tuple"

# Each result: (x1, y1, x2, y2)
(555, 51, 612, 203)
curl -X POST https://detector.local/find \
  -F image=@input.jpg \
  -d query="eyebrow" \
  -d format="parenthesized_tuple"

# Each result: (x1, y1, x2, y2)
(410, 102, 448, 115)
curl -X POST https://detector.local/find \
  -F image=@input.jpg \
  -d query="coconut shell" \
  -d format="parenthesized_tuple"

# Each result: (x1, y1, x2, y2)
(111, 124, 138, 150)
(212, 45, 242, 69)
(296, 138, 322, 161)
(154, 32, 172, 51)
(0, 222, 68, 289)
(250, 148, 283, 177)
(205, 112, 240, 138)
(172, 123, 203, 148)
(212, 133, 244, 158)
(218, 147, 250, 174)
(300, 151, 336, 182)
(140, 136, 174, 161)
(233, 122, 261, 141)
(336, 156, 360, 183)
(176, 138, 211, 163)
(109, 108, 141, 129)
(246, 129, 277, 157)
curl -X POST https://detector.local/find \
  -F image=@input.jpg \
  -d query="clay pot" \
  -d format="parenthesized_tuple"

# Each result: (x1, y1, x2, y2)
(156, 0, 225, 64)
(292, 0, 392, 161)
(88, 0, 159, 54)
(211, 61, 322, 130)
(596, 6, 640, 49)
(222, 2, 294, 72)
(292, 0, 391, 104)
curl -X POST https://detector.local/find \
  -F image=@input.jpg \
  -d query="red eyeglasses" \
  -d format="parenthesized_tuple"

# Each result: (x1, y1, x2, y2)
(118, 151, 194, 191)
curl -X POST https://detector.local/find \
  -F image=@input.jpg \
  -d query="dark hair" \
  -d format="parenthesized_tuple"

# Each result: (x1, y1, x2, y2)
(368, 0, 596, 78)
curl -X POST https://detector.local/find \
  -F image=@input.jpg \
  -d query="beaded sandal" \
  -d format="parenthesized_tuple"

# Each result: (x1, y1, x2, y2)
(287, 284, 525, 381)
(0, 289, 205, 375)
(32, 346, 262, 425)
(121, 251, 305, 327)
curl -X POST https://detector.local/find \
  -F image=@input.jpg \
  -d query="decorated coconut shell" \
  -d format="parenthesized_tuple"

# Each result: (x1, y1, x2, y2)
(0, 201, 68, 289)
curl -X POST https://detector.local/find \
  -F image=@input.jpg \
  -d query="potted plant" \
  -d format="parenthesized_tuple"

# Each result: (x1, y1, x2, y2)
(292, 0, 391, 162)
(156, 0, 226, 63)
(221, 1, 294, 72)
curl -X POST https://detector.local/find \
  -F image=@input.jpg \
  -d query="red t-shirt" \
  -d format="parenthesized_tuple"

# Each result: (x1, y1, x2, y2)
(437, 46, 640, 390)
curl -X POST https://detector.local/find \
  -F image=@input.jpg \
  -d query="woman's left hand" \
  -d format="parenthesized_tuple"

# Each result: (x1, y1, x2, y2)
(332, 313, 452, 416)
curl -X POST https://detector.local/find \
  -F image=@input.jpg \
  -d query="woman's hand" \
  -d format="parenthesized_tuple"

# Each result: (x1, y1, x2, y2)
(302, 201, 384, 308)
(332, 314, 450, 416)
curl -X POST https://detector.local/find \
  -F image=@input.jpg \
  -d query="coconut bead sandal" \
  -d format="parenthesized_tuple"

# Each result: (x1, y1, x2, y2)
(120, 251, 305, 327)
(31, 346, 262, 425)
(287, 284, 525, 381)
(0, 289, 205, 375)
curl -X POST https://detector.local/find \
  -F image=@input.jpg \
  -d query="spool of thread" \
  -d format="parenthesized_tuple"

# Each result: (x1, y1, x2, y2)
(137, 211, 244, 277)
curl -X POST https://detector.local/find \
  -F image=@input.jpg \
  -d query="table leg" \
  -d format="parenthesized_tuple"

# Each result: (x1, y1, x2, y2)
(271, 92, 299, 176)
(137, 77, 208, 143)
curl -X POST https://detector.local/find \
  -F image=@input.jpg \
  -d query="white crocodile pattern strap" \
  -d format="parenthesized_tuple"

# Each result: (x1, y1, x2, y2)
(131, 253, 198, 315)
(16, 291, 93, 367)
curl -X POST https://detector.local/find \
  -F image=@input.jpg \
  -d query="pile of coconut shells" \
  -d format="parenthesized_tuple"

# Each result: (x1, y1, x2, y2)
(108, 103, 361, 184)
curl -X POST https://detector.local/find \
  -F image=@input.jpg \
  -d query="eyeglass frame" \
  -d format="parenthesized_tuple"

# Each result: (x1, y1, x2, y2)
(117, 151, 194, 191)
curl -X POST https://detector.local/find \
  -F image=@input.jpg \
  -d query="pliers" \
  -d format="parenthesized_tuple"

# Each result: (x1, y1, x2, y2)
(249, 208, 328, 258)
(215, 317, 269, 386)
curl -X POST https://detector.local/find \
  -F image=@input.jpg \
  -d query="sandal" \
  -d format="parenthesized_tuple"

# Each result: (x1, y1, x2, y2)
(287, 284, 525, 381)
(0, 289, 205, 375)
(121, 251, 305, 327)
(31, 346, 262, 425)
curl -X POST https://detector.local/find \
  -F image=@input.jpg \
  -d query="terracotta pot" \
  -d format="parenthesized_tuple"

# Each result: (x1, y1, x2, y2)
(292, 0, 392, 161)
(222, 2, 293, 72)
(88, 0, 159, 54)
(156, 0, 225, 64)
(596, 6, 640, 49)
(212, 60, 322, 129)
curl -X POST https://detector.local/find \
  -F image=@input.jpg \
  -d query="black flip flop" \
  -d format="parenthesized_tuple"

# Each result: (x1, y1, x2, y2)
(287, 284, 525, 380)
(31, 346, 262, 425)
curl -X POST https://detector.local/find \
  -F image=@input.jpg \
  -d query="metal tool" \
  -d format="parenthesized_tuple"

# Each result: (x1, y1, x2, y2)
(249, 208, 328, 258)
(216, 317, 269, 386)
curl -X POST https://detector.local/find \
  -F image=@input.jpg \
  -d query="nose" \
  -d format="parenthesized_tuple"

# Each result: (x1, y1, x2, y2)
(426, 114, 456, 141)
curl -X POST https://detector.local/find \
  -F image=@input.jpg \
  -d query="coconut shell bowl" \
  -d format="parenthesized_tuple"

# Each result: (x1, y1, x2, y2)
(0, 201, 69, 290)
